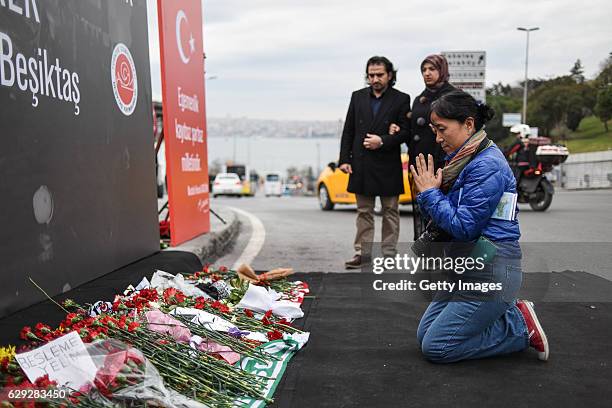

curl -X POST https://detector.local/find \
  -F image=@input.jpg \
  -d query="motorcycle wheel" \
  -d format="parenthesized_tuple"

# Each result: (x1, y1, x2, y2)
(529, 184, 553, 211)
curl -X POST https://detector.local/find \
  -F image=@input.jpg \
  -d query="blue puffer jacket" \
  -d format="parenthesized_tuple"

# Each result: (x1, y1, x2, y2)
(416, 143, 521, 258)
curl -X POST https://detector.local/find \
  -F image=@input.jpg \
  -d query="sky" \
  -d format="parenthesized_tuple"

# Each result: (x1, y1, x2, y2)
(146, 0, 612, 121)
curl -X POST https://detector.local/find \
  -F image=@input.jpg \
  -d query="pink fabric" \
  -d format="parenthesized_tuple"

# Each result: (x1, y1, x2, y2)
(196, 340, 241, 365)
(145, 310, 191, 343)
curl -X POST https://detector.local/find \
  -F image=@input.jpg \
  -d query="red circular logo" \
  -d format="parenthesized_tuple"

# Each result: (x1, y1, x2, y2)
(111, 43, 138, 116)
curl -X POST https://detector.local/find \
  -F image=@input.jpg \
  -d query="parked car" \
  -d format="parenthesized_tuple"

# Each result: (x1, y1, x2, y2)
(264, 172, 283, 197)
(316, 153, 413, 210)
(212, 173, 243, 197)
(224, 164, 257, 196)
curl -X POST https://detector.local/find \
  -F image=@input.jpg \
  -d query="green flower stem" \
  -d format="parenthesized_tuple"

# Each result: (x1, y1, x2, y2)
(108, 326, 271, 403)
(170, 315, 278, 362)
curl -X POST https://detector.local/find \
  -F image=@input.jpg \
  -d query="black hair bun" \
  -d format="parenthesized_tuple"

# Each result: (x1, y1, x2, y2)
(430, 90, 495, 128)
(477, 102, 495, 123)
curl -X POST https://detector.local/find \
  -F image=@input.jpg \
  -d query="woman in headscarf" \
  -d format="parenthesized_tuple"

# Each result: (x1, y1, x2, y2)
(390, 54, 456, 239)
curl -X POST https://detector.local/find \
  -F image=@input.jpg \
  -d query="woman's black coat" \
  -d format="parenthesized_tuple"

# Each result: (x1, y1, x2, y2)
(409, 82, 456, 170)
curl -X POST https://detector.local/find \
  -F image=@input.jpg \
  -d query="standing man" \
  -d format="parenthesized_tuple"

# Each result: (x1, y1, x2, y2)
(339, 56, 411, 269)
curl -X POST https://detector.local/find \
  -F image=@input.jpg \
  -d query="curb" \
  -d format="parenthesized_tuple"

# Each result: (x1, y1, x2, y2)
(164, 207, 241, 263)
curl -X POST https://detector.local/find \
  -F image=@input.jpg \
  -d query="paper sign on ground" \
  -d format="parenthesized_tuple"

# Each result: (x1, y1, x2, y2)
(15, 331, 97, 388)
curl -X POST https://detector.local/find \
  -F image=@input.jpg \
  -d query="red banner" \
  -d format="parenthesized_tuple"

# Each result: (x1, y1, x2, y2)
(157, 0, 210, 246)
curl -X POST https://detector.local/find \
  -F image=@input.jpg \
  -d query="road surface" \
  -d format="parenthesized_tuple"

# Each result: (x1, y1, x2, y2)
(210, 189, 612, 282)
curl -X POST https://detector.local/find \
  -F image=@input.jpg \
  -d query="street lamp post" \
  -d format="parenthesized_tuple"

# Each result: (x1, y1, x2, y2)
(517, 27, 539, 123)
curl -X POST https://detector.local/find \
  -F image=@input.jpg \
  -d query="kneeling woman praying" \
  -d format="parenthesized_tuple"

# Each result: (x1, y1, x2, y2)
(410, 90, 549, 363)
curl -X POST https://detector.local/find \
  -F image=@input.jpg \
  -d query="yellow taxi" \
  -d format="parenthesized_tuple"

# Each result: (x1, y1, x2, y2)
(316, 153, 413, 210)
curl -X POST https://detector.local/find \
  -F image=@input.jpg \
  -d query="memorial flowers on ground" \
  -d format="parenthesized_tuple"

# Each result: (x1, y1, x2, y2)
(0, 264, 310, 407)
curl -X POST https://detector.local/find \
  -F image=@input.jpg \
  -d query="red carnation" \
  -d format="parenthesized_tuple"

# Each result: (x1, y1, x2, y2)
(210, 300, 230, 314)
(138, 288, 159, 302)
(113, 300, 128, 311)
(163, 288, 187, 305)
(163, 287, 177, 301)
(159, 220, 170, 238)
(19, 326, 39, 341)
(127, 322, 140, 333)
(267, 330, 283, 341)
(194, 297, 207, 310)
(66, 312, 81, 323)
(34, 374, 57, 388)
(175, 291, 186, 304)
(244, 309, 254, 318)
(34, 322, 52, 337)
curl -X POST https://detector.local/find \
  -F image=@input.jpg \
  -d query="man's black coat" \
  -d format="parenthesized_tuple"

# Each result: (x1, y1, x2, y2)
(339, 86, 411, 197)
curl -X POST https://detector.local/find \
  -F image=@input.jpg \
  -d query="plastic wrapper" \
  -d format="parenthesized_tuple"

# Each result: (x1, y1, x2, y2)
(150, 270, 211, 299)
(73, 339, 208, 408)
(235, 284, 304, 319)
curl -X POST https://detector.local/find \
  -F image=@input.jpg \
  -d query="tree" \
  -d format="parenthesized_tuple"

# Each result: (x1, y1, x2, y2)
(528, 87, 567, 135)
(595, 53, 612, 88)
(570, 59, 585, 83)
(488, 82, 513, 97)
(595, 86, 612, 132)
(483, 88, 522, 142)
(517, 78, 550, 97)
(527, 76, 596, 134)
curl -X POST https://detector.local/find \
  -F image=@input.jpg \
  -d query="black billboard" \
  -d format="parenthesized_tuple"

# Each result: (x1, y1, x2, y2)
(0, 0, 159, 316)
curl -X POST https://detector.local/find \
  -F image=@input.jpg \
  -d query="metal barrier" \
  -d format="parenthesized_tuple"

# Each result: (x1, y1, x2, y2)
(558, 159, 612, 189)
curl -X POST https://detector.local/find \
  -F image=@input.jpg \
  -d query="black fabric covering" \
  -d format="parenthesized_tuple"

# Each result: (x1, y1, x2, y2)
(272, 272, 612, 408)
(0, 251, 202, 346)
(2, 257, 611, 407)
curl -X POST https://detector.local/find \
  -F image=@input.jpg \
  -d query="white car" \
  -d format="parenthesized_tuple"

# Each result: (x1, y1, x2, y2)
(212, 173, 243, 197)
(264, 172, 283, 197)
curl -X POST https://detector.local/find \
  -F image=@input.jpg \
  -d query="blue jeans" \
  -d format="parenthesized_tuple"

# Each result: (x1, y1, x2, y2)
(416, 256, 529, 363)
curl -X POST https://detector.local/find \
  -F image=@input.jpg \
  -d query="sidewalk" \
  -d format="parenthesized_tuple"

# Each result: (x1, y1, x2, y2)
(158, 199, 240, 263)
(163, 204, 240, 263)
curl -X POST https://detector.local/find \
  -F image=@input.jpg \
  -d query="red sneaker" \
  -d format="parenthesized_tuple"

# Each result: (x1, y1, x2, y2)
(517, 300, 549, 361)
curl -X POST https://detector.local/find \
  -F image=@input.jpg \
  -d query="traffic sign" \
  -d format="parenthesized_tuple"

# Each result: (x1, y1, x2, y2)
(442, 50, 487, 102)
(503, 113, 522, 127)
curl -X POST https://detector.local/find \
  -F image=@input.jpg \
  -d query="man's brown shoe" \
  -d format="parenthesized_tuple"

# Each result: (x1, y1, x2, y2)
(345, 254, 370, 269)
